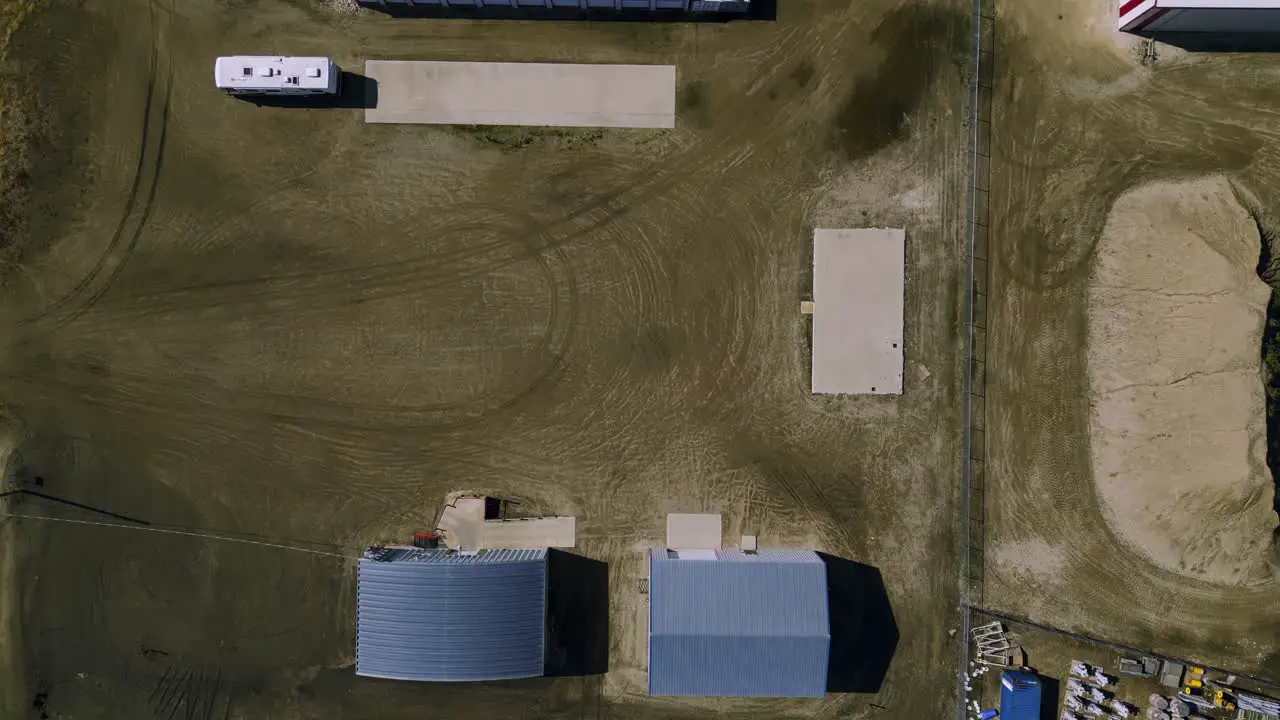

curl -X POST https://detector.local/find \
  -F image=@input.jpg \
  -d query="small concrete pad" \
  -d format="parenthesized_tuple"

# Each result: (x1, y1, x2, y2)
(436, 494, 576, 549)
(437, 495, 485, 550)
(483, 516, 576, 549)
(452, 520, 483, 551)
(666, 513, 722, 550)
(365, 60, 677, 128)
(811, 228, 906, 395)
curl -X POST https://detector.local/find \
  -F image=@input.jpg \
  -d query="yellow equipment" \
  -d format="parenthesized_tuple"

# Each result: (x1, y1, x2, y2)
(1214, 689, 1238, 712)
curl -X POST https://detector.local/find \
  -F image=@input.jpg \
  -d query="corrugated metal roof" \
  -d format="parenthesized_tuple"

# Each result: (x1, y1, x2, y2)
(648, 548, 830, 697)
(999, 670, 1043, 720)
(356, 549, 547, 682)
(369, 547, 547, 564)
(710, 548, 825, 564)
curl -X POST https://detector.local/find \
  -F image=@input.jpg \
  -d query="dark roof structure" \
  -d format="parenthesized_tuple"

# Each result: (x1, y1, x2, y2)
(356, 547, 547, 682)
(647, 548, 830, 697)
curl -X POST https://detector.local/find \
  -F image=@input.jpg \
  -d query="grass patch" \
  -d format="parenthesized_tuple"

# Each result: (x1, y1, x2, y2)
(0, 10, 42, 711)
(461, 125, 606, 151)
(0, 1, 42, 51)
(0, 0, 45, 267)
(456, 125, 673, 152)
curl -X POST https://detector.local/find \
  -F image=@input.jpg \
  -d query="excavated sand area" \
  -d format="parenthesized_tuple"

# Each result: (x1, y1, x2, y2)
(1088, 175, 1276, 585)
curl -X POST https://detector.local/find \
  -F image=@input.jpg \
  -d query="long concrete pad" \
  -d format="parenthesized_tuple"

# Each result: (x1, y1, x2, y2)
(482, 517, 576, 549)
(364, 60, 676, 128)
(811, 228, 906, 395)
(665, 513, 722, 550)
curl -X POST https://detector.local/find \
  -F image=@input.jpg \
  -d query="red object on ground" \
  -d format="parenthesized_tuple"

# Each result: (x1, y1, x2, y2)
(412, 532, 441, 549)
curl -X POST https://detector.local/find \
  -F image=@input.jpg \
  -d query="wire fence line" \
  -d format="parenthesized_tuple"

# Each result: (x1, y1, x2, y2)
(959, 0, 995, 717)
(952, 1, 1280, 708)
(972, 607, 1280, 692)
(0, 511, 363, 561)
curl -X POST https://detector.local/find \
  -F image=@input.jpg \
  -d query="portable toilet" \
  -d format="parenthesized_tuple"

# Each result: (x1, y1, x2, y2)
(1000, 670, 1043, 720)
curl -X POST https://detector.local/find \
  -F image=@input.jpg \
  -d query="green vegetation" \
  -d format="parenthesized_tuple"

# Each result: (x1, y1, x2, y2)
(459, 125, 607, 151)
(0, 1, 43, 265)
(456, 125, 673, 152)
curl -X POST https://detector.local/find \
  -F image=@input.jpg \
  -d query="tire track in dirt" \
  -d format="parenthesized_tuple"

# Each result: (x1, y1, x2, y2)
(8, 5, 970, 716)
(58, 9, 825, 330)
(148, 663, 232, 720)
(588, 0, 968, 570)
(26, 264, 575, 432)
(56, 72, 172, 331)
(20, 0, 172, 331)
(498, 9, 874, 536)
(86, 212, 579, 428)
(58, 12, 845, 435)
(762, 456, 856, 556)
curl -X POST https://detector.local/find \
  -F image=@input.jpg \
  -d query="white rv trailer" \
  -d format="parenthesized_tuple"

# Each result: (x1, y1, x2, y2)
(1121, 0, 1280, 33)
(214, 56, 340, 95)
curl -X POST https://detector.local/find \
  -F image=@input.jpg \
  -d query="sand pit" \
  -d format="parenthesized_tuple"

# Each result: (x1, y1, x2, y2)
(1088, 175, 1276, 585)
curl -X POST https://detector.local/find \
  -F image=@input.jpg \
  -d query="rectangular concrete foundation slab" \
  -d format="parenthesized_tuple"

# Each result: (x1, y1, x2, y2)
(482, 516, 576, 549)
(364, 60, 676, 128)
(811, 228, 905, 395)
(666, 513, 722, 550)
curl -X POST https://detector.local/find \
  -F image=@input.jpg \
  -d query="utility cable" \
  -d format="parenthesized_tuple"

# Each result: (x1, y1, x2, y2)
(0, 511, 361, 561)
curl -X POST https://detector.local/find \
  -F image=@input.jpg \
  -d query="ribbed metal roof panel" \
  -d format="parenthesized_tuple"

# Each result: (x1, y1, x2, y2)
(356, 549, 547, 681)
(371, 547, 547, 564)
(648, 635, 830, 697)
(648, 548, 830, 697)
(710, 548, 825, 564)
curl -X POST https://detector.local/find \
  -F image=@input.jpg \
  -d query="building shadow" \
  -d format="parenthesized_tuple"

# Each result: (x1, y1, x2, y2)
(359, 0, 775, 22)
(544, 549, 609, 677)
(234, 71, 377, 109)
(1145, 32, 1280, 52)
(818, 553, 899, 694)
(1036, 673, 1059, 720)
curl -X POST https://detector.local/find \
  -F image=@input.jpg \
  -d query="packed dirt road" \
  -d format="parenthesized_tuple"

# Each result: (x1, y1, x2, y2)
(0, 0, 969, 717)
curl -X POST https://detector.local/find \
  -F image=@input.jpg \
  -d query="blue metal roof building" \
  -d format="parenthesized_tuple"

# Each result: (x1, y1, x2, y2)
(647, 548, 831, 697)
(356, 547, 547, 682)
(999, 670, 1043, 720)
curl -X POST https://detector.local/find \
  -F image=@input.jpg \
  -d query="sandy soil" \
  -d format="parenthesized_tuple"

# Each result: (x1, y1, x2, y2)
(984, 0, 1280, 677)
(1088, 176, 1275, 586)
(0, 0, 970, 717)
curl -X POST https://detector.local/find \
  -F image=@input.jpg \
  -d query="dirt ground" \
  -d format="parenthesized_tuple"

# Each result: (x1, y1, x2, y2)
(0, 0, 970, 718)
(985, 0, 1280, 679)
(1088, 175, 1275, 586)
